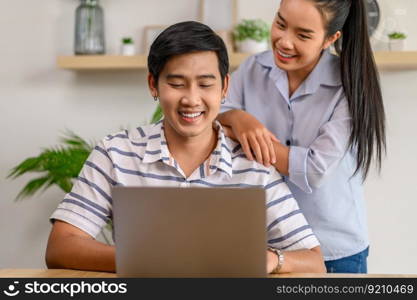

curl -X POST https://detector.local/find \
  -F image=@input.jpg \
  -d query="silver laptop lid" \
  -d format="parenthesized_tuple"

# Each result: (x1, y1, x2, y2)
(112, 187, 267, 277)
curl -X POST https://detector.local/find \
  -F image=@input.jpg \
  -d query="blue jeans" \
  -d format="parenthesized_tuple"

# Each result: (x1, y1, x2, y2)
(325, 247, 369, 273)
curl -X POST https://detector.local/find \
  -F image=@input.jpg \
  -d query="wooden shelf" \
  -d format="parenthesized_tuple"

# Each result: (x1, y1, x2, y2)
(57, 55, 148, 70)
(57, 51, 417, 71)
(57, 52, 252, 70)
(374, 51, 417, 70)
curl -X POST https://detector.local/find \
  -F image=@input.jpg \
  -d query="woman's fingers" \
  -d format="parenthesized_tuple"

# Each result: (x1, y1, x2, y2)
(222, 125, 237, 141)
(239, 135, 254, 161)
(256, 134, 271, 167)
(267, 135, 277, 165)
(270, 133, 280, 143)
(236, 127, 279, 166)
(248, 134, 263, 165)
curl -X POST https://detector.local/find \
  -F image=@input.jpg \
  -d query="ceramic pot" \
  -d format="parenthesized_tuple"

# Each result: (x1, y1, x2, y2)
(236, 39, 269, 53)
(388, 39, 405, 51)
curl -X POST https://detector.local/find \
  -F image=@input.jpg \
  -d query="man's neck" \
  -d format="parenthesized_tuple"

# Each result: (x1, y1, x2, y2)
(163, 123, 218, 178)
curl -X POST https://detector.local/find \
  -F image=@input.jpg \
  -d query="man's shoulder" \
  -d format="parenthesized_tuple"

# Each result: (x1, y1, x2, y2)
(101, 123, 160, 146)
(224, 137, 282, 180)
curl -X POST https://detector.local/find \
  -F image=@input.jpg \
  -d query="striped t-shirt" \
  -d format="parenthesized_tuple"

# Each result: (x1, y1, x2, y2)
(50, 121, 319, 251)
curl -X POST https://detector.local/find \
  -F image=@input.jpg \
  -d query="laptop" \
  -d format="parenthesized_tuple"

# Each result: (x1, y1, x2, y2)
(112, 186, 267, 277)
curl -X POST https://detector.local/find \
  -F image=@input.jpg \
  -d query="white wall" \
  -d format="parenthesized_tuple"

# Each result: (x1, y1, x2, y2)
(0, 0, 416, 274)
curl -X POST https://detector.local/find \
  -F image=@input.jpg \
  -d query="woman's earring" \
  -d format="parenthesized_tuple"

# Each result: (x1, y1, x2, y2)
(221, 98, 226, 104)
(153, 96, 159, 102)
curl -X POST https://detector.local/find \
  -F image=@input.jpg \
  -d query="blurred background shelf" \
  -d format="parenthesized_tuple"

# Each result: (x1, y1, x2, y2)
(374, 51, 417, 70)
(57, 51, 417, 71)
(57, 52, 251, 70)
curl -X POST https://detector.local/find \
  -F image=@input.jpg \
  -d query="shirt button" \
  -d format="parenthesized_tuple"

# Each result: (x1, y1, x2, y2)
(287, 105, 291, 111)
(286, 140, 291, 146)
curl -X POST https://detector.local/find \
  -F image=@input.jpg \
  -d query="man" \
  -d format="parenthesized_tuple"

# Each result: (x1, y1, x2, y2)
(45, 21, 325, 274)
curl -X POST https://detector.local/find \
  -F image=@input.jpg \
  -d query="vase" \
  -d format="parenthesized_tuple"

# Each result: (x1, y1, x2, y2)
(388, 39, 405, 51)
(74, 0, 105, 55)
(120, 44, 135, 56)
(236, 39, 269, 54)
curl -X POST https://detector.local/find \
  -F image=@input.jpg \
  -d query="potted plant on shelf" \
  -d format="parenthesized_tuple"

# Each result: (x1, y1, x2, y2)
(120, 37, 135, 56)
(388, 32, 407, 51)
(233, 19, 270, 54)
(7, 106, 164, 244)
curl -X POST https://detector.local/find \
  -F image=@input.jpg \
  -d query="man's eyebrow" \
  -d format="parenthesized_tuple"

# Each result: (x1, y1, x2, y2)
(277, 12, 315, 34)
(165, 74, 216, 80)
(166, 74, 185, 80)
(197, 74, 216, 80)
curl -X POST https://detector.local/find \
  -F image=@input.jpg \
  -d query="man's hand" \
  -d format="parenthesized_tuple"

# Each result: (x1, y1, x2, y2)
(266, 249, 279, 274)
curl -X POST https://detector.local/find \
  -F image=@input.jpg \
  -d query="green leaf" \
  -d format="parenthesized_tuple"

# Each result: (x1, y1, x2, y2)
(60, 130, 94, 151)
(388, 32, 406, 40)
(54, 178, 74, 194)
(151, 104, 163, 124)
(15, 176, 51, 201)
(233, 19, 270, 42)
(7, 157, 43, 179)
(122, 37, 133, 44)
(7, 132, 93, 201)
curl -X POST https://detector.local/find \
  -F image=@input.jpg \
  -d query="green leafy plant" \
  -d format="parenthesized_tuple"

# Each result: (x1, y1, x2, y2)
(151, 104, 163, 123)
(7, 131, 93, 200)
(8, 105, 163, 201)
(233, 19, 270, 42)
(7, 105, 164, 244)
(122, 37, 133, 44)
(388, 32, 407, 40)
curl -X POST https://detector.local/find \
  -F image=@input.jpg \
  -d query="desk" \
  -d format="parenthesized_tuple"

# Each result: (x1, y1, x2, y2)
(1, 269, 416, 278)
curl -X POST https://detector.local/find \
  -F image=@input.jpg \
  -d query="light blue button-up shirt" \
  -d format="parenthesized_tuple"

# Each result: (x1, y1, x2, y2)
(221, 49, 368, 260)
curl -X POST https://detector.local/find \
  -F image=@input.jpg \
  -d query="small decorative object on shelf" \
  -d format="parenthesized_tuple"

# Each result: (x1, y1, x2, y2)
(388, 32, 407, 51)
(74, 0, 105, 55)
(233, 19, 269, 54)
(120, 37, 135, 56)
(143, 25, 167, 54)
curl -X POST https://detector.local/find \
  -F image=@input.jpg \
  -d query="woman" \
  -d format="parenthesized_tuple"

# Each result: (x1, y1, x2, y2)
(218, 0, 386, 273)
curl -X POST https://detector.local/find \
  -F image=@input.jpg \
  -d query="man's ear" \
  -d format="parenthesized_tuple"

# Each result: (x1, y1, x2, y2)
(148, 73, 158, 97)
(323, 31, 341, 50)
(221, 74, 230, 99)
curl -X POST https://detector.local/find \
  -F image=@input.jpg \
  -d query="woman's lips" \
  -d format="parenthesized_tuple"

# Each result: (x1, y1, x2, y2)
(276, 49, 297, 62)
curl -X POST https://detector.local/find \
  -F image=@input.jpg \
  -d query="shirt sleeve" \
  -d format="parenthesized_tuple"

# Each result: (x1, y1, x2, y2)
(50, 140, 116, 238)
(265, 167, 320, 250)
(289, 92, 351, 193)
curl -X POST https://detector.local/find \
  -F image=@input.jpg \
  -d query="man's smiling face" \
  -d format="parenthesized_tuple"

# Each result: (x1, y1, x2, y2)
(149, 51, 228, 142)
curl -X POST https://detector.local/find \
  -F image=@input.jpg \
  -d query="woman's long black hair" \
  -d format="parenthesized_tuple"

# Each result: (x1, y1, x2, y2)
(313, 0, 386, 179)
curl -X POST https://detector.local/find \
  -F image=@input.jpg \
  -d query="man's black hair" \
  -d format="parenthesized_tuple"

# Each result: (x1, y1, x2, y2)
(148, 21, 229, 86)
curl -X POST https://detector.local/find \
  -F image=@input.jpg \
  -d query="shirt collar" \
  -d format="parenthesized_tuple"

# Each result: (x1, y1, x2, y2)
(255, 49, 342, 97)
(142, 120, 169, 164)
(304, 49, 342, 90)
(209, 121, 233, 178)
(142, 120, 233, 178)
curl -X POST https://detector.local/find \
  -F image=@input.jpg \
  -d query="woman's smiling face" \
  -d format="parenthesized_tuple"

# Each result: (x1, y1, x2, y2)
(271, 0, 338, 75)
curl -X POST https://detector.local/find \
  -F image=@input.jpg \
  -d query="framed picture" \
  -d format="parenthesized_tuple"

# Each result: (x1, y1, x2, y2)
(143, 25, 168, 54)
(199, 0, 238, 31)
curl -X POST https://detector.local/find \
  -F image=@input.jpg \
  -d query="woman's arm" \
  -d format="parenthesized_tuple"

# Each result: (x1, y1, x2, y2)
(45, 220, 115, 272)
(219, 97, 351, 192)
(218, 110, 280, 168)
